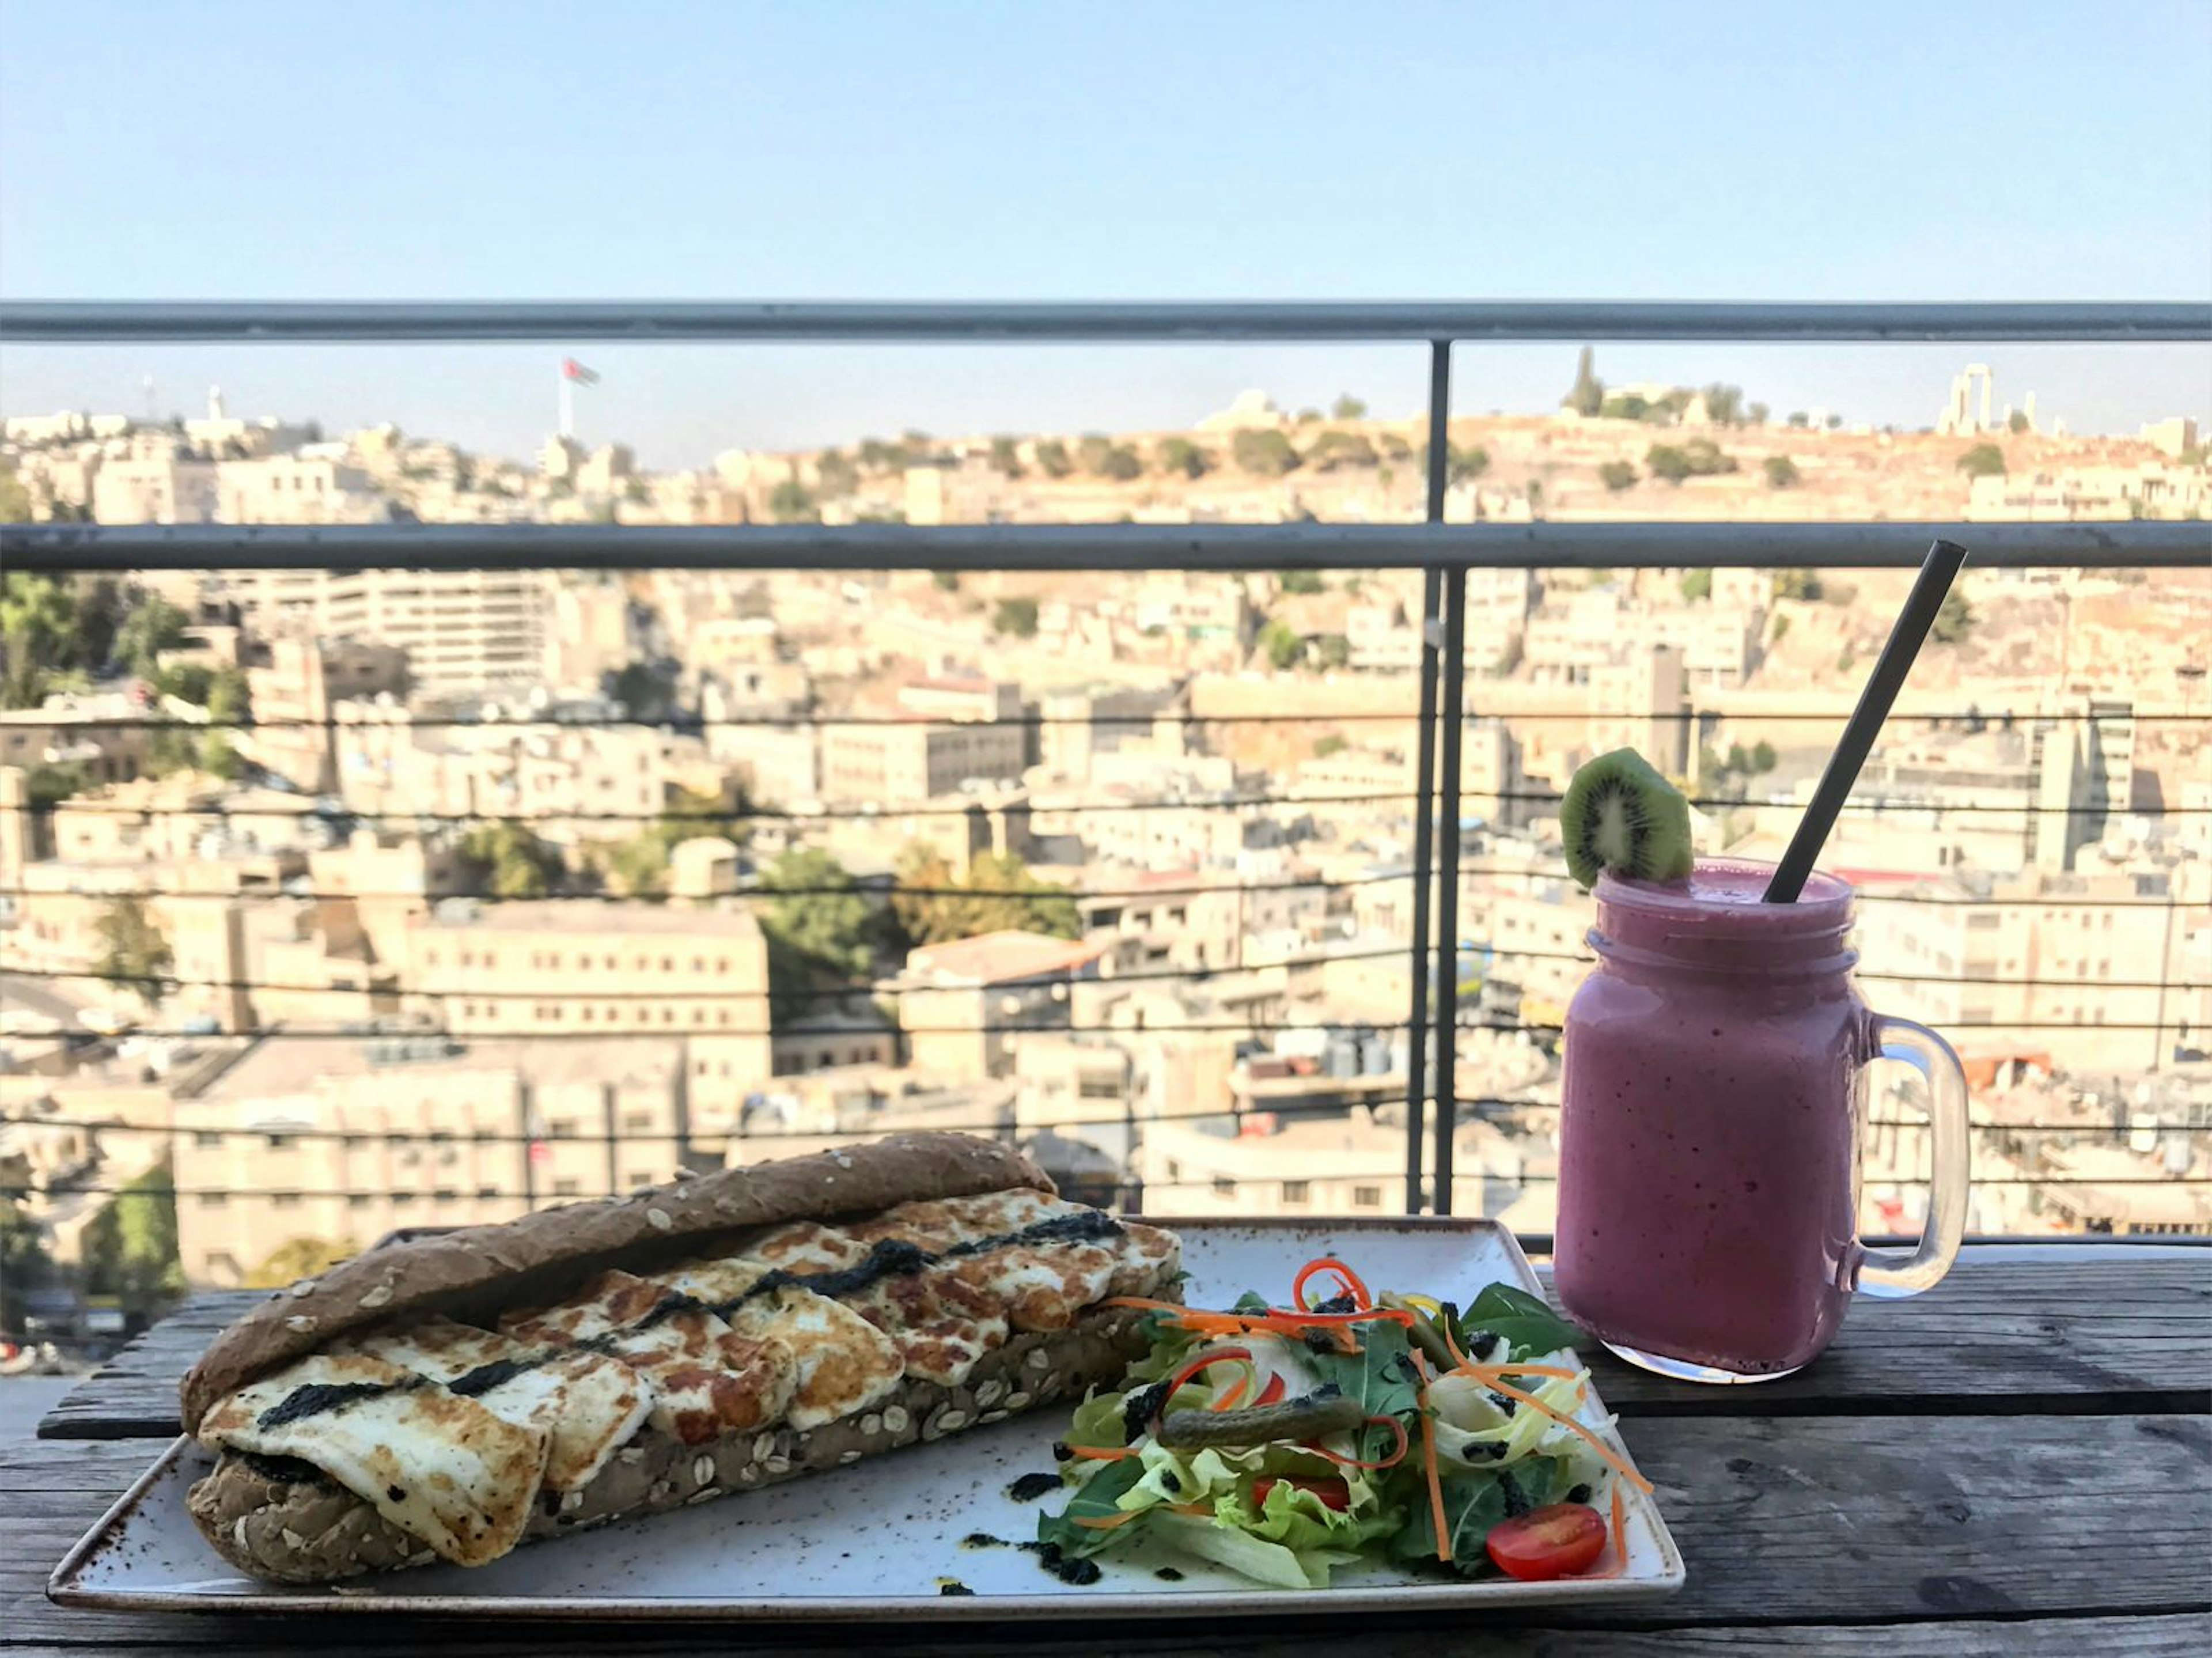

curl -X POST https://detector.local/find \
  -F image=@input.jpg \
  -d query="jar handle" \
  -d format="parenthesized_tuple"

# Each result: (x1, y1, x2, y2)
(1858, 1015, 1971, 1299)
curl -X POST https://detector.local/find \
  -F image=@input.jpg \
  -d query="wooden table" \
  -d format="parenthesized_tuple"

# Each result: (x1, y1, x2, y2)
(7, 1250, 2208, 1656)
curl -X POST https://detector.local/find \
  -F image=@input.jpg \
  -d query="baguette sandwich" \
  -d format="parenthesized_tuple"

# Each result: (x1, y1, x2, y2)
(179, 1133, 1180, 1583)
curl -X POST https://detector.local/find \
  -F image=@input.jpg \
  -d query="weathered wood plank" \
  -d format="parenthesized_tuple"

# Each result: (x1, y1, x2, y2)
(39, 1258, 2212, 1439)
(9, 1613, 2212, 1656)
(6, 1414, 2207, 1650)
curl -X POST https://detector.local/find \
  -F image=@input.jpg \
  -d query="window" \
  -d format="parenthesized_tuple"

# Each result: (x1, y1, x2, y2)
(348, 1194, 372, 1209)
(1353, 1185, 1384, 1209)
(194, 1131, 222, 1149)
(392, 1191, 416, 1206)
(266, 1134, 295, 1150)
(553, 1178, 583, 1196)
(1165, 1159, 1180, 1182)
(1212, 1176, 1238, 1198)
(271, 1192, 302, 1209)
(624, 1108, 656, 1131)
(477, 1185, 499, 1199)
(1282, 1180, 1310, 1203)
(628, 1171, 655, 1189)
(198, 1193, 228, 1209)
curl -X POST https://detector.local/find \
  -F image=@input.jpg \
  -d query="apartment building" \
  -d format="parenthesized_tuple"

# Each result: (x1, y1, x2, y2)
(90, 449, 218, 524)
(171, 1034, 690, 1286)
(891, 929, 1108, 1081)
(405, 900, 774, 1133)
(243, 637, 411, 792)
(222, 569, 551, 694)
(216, 455, 387, 524)
(819, 718, 1027, 805)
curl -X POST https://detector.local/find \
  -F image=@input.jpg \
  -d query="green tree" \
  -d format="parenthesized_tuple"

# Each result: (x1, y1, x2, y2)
(1331, 393, 1369, 420)
(930, 570, 961, 592)
(768, 479, 819, 523)
(1763, 455, 1802, 489)
(1825, 413, 1843, 430)
(857, 437, 908, 472)
(1033, 439, 1073, 478)
(243, 1235, 357, 1290)
(1785, 411, 1810, 428)
(1600, 391, 1655, 422)
(1378, 431, 1414, 461)
(1155, 436, 1212, 479)
(1313, 734, 1348, 759)
(1646, 445, 1694, 485)
(111, 593, 191, 679)
(1957, 443, 2007, 479)
(1564, 346, 1605, 417)
(1, 573, 82, 707)
(0, 463, 33, 523)
(459, 820, 563, 899)
(0, 1202, 54, 1336)
(79, 1163, 185, 1319)
(893, 846, 1080, 947)
(757, 848, 878, 1017)
(2008, 410, 2031, 434)
(1447, 442, 1490, 486)
(989, 436, 1024, 478)
(605, 785, 738, 896)
(1680, 569, 1714, 601)
(1231, 429, 1300, 478)
(1702, 384, 1746, 426)
(1278, 570, 1325, 596)
(1077, 434, 1115, 474)
(1312, 633, 1351, 671)
(1597, 460, 1639, 492)
(815, 450, 859, 496)
(1750, 740, 1777, 773)
(1259, 618, 1303, 671)
(1097, 444, 1143, 482)
(889, 842, 957, 947)
(608, 660, 678, 720)
(1931, 589, 1977, 645)
(23, 759, 92, 808)
(992, 596, 1040, 638)
(1774, 569, 1825, 601)
(93, 898, 171, 1006)
(1306, 430, 1379, 471)
(1748, 402, 1771, 426)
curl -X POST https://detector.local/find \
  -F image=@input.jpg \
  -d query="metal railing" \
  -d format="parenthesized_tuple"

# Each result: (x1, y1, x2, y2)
(3, 297, 2210, 1240)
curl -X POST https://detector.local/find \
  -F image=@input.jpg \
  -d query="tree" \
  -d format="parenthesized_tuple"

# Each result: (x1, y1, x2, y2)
(1156, 436, 1211, 479)
(24, 759, 92, 808)
(1, 573, 82, 707)
(1564, 346, 1605, 417)
(989, 436, 1024, 478)
(244, 1236, 356, 1290)
(1646, 444, 1694, 485)
(1231, 429, 1300, 478)
(0, 1202, 55, 1337)
(892, 843, 1079, 947)
(1313, 734, 1347, 759)
(1647, 440, 1736, 484)
(1763, 455, 1802, 489)
(1774, 570, 1825, 601)
(1931, 589, 1977, 645)
(1077, 434, 1114, 475)
(1307, 430, 1378, 471)
(111, 593, 190, 679)
(1824, 413, 1843, 430)
(992, 596, 1040, 638)
(1785, 411, 1810, 428)
(0, 463, 33, 524)
(757, 848, 878, 1017)
(605, 786, 735, 896)
(1598, 460, 1639, 492)
(930, 570, 961, 592)
(1957, 443, 2007, 479)
(1748, 402, 1771, 426)
(608, 659, 678, 721)
(889, 842, 956, 947)
(815, 449, 859, 497)
(459, 820, 562, 899)
(1097, 444, 1143, 482)
(767, 479, 819, 523)
(1680, 569, 1714, 601)
(1702, 384, 1746, 426)
(1331, 393, 1369, 420)
(1447, 443, 1490, 486)
(194, 664, 251, 780)
(2008, 410, 2031, 434)
(1033, 439, 1073, 478)
(857, 437, 910, 473)
(1312, 633, 1351, 671)
(1378, 432, 1413, 461)
(79, 1164, 185, 1318)
(1258, 618, 1303, 671)
(93, 898, 171, 1007)
(1750, 740, 1777, 773)
(1278, 570, 1325, 596)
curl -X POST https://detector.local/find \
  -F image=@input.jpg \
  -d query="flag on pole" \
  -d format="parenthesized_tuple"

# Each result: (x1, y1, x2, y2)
(562, 358, 601, 385)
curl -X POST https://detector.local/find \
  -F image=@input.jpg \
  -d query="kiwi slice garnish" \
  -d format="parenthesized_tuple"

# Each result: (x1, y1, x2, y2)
(1560, 748, 1694, 890)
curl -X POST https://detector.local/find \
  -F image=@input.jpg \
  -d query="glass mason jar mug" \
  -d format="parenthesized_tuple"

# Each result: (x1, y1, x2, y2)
(1552, 860, 1970, 1383)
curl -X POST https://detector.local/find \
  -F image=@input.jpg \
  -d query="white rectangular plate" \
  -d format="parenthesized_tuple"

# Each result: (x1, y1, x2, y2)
(51, 1217, 1684, 1619)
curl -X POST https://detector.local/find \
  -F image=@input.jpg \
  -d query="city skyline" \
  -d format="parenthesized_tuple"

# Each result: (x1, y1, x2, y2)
(4, 2, 2210, 465)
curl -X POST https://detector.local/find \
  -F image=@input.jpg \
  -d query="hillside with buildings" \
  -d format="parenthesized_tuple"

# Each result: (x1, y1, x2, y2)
(3, 360, 2209, 1340)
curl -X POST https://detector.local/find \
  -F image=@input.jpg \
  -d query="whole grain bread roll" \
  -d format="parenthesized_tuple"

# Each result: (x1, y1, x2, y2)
(181, 1133, 1050, 1433)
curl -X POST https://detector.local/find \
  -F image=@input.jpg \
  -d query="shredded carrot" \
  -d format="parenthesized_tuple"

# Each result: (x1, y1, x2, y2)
(1410, 1350, 1450, 1564)
(1304, 1413, 1410, 1471)
(1577, 1484, 1629, 1580)
(1290, 1256, 1373, 1312)
(1065, 1444, 1140, 1461)
(1461, 1369, 1654, 1494)
(1071, 1509, 1145, 1531)
(1441, 1318, 1471, 1370)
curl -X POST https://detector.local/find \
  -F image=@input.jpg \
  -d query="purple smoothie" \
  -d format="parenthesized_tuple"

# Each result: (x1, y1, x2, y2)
(1553, 860, 1869, 1375)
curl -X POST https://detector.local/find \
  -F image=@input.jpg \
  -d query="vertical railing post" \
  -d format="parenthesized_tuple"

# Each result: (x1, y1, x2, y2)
(1404, 340, 1452, 1214)
(1432, 559, 1468, 1215)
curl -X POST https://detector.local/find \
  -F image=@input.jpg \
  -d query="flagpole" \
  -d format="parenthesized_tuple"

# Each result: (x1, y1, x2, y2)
(558, 361, 574, 441)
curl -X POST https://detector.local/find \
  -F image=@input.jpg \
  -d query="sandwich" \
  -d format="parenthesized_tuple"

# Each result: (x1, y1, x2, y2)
(177, 1133, 1180, 1583)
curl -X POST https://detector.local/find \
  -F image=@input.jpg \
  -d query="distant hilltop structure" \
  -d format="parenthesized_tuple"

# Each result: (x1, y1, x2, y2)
(1196, 389, 1287, 433)
(1937, 364, 2037, 437)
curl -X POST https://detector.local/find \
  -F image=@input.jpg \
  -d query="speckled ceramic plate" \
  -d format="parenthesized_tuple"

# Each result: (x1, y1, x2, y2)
(50, 1217, 1685, 1619)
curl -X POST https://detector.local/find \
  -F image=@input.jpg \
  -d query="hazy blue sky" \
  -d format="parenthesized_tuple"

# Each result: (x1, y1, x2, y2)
(3, 1, 2208, 467)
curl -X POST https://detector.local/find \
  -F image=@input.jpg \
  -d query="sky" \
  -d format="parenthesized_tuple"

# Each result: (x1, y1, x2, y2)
(2, 0, 2209, 469)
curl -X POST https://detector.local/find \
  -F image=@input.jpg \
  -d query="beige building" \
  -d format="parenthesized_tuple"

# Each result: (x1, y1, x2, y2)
(243, 637, 411, 792)
(222, 569, 550, 694)
(90, 450, 218, 524)
(171, 1034, 690, 1286)
(215, 455, 386, 524)
(405, 900, 774, 1135)
(891, 929, 1107, 1081)
(820, 718, 1027, 805)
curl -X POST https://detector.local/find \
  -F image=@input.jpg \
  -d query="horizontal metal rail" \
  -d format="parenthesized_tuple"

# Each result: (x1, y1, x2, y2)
(7, 520, 2208, 574)
(6, 299, 2207, 343)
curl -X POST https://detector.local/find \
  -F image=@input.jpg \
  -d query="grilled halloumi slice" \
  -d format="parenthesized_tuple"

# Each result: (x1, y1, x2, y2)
(503, 1269, 794, 1447)
(198, 1352, 547, 1568)
(857, 1191, 1126, 1332)
(659, 1258, 904, 1432)
(340, 1316, 650, 1493)
(744, 1220, 1011, 1387)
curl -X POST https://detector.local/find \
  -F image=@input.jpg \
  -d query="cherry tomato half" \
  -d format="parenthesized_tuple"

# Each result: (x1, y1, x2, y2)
(1251, 1475, 1351, 1512)
(1485, 1501, 1608, 1581)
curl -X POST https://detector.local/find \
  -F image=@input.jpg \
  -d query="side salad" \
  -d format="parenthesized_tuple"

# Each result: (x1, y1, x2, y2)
(1036, 1256, 1652, 1590)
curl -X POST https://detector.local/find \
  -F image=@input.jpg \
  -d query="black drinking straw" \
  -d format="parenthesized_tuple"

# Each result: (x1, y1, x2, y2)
(1764, 538, 1971, 904)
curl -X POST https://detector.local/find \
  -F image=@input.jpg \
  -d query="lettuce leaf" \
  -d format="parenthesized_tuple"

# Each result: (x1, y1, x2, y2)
(1456, 1285, 1582, 1361)
(1035, 1453, 1150, 1558)
(1392, 1453, 1577, 1572)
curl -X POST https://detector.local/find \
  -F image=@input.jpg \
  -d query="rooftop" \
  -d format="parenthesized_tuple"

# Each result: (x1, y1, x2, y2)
(900, 929, 1108, 986)
(420, 899, 765, 938)
(194, 1032, 688, 1104)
